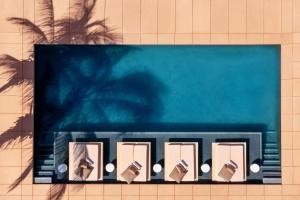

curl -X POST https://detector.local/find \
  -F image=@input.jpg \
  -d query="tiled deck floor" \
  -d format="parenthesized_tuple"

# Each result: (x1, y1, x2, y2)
(0, 0, 300, 199)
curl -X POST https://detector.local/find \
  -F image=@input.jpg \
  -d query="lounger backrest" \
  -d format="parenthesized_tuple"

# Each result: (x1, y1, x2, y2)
(133, 144, 149, 181)
(230, 144, 246, 182)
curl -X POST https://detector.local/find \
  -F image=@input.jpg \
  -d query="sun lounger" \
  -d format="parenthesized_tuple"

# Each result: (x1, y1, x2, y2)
(69, 142, 103, 181)
(117, 142, 151, 183)
(164, 142, 198, 182)
(212, 142, 247, 182)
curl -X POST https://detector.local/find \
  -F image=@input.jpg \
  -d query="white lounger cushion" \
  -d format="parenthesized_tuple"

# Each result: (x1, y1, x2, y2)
(164, 142, 198, 181)
(117, 142, 151, 182)
(212, 142, 246, 182)
(68, 142, 103, 181)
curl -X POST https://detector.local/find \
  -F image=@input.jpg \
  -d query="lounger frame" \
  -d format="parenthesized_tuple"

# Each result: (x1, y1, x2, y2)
(68, 142, 103, 181)
(164, 142, 199, 182)
(116, 142, 151, 182)
(212, 142, 247, 182)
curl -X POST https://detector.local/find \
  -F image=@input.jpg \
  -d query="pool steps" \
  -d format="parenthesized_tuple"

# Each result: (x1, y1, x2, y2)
(262, 142, 281, 184)
(34, 143, 54, 183)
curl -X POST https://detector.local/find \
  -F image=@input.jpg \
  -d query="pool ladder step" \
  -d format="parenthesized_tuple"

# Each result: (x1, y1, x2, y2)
(36, 159, 54, 165)
(34, 177, 52, 183)
(262, 142, 281, 183)
(36, 171, 54, 176)
(263, 178, 282, 184)
(263, 143, 278, 148)
(261, 165, 281, 171)
(263, 148, 279, 154)
(34, 145, 55, 183)
(262, 171, 281, 177)
(263, 160, 280, 166)
(263, 154, 280, 160)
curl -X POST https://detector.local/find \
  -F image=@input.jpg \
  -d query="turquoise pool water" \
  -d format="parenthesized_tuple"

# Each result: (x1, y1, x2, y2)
(35, 45, 280, 142)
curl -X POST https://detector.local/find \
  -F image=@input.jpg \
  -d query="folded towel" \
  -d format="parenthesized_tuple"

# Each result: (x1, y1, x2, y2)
(121, 161, 142, 184)
(169, 161, 188, 183)
(218, 161, 238, 181)
(75, 158, 94, 180)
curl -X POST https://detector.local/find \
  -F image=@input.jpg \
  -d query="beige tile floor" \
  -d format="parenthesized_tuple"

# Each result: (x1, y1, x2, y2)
(0, 0, 300, 199)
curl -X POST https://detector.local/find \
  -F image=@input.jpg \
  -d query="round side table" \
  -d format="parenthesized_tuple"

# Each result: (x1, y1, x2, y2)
(57, 164, 68, 174)
(153, 164, 162, 174)
(201, 164, 210, 173)
(105, 163, 115, 173)
(250, 163, 260, 173)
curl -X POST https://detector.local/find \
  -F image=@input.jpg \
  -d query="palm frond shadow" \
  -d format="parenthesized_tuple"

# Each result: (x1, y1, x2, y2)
(35, 45, 166, 133)
(55, 0, 121, 44)
(8, 157, 33, 192)
(0, 114, 33, 149)
(50, 183, 85, 200)
(48, 184, 67, 200)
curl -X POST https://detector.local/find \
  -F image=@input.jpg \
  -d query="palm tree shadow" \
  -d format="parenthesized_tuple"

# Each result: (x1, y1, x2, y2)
(0, 0, 121, 199)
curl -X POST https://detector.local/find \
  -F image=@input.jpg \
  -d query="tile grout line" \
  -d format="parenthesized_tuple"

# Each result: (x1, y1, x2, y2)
(283, 0, 291, 189)
(227, 0, 229, 43)
(68, 182, 70, 200)
(156, 184, 158, 199)
(228, 0, 230, 43)
(156, 0, 158, 44)
(140, 0, 141, 44)
(263, 0, 265, 44)
(173, 184, 175, 198)
(281, 0, 283, 35)
(289, 0, 295, 186)
(104, 0, 106, 27)
(103, 0, 107, 45)
(174, 0, 176, 44)
(209, 0, 211, 43)
(122, 0, 124, 44)
(291, 0, 295, 185)
(0, 32, 293, 37)
(246, 0, 248, 43)
(192, 0, 194, 44)
(138, 184, 140, 199)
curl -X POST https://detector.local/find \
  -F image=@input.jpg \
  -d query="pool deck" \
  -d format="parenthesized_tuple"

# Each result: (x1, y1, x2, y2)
(53, 132, 262, 183)
(1, 0, 300, 198)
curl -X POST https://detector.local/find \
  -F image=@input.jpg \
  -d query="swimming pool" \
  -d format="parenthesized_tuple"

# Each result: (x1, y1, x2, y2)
(34, 45, 281, 183)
